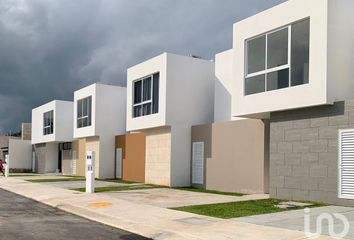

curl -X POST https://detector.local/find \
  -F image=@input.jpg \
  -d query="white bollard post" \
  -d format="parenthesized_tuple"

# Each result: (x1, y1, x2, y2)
(5, 154, 9, 177)
(85, 151, 95, 193)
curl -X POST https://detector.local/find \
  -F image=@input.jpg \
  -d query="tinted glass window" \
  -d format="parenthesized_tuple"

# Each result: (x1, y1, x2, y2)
(291, 19, 310, 86)
(134, 81, 142, 104)
(245, 74, 265, 95)
(267, 69, 289, 91)
(133, 73, 159, 118)
(267, 28, 288, 69)
(247, 36, 266, 74)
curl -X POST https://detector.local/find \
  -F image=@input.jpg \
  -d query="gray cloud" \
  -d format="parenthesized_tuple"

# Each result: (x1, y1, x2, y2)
(0, 0, 285, 133)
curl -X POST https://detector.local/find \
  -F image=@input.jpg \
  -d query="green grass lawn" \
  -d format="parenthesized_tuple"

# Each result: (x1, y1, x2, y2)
(10, 174, 39, 177)
(174, 187, 244, 196)
(27, 177, 85, 183)
(99, 179, 138, 184)
(72, 184, 164, 193)
(172, 199, 325, 219)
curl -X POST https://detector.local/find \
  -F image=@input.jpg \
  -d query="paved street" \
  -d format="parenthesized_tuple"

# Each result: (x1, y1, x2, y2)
(0, 188, 149, 240)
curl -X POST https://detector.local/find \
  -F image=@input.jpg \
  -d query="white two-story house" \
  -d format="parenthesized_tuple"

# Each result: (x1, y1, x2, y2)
(32, 100, 75, 174)
(73, 83, 126, 179)
(227, 0, 354, 205)
(126, 52, 214, 187)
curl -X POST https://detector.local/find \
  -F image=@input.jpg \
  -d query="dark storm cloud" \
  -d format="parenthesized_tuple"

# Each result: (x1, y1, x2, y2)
(0, 0, 285, 133)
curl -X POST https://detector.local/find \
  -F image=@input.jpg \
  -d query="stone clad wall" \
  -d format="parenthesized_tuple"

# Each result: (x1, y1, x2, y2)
(142, 126, 171, 186)
(270, 100, 354, 206)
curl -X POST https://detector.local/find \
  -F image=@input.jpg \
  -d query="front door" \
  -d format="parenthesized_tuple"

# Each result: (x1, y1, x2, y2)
(116, 148, 123, 179)
(192, 142, 204, 185)
(58, 149, 62, 173)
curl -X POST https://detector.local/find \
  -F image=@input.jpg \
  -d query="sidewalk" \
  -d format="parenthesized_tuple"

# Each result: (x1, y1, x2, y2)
(0, 177, 335, 240)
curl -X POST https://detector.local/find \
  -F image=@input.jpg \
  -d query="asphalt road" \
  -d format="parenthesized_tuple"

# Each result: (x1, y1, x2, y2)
(0, 188, 150, 240)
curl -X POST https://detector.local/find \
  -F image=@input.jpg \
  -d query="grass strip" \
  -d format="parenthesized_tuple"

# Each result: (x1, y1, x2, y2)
(27, 177, 85, 183)
(71, 184, 163, 193)
(174, 187, 244, 196)
(172, 199, 325, 219)
(10, 174, 39, 177)
(98, 179, 138, 184)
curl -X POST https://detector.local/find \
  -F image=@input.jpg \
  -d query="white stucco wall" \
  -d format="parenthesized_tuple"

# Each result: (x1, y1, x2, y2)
(166, 53, 214, 186)
(327, 0, 354, 103)
(55, 101, 74, 142)
(32, 100, 73, 144)
(8, 139, 32, 169)
(214, 49, 245, 122)
(232, 0, 329, 117)
(214, 49, 234, 122)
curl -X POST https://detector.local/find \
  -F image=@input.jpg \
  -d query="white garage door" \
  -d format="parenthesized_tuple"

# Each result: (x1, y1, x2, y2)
(339, 129, 354, 199)
(192, 142, 204, 185)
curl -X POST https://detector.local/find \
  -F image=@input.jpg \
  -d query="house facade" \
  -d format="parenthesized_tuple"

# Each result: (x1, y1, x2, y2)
(73, 83, 126, 179)
(126, 53, 214, 187)
(191, 49, 269, 194)
(228, 0, 354, 204)
(31, 100, 81, 174)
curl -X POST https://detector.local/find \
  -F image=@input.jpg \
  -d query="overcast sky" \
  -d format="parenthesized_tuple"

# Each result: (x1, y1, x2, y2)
(0, 0, 285, 134)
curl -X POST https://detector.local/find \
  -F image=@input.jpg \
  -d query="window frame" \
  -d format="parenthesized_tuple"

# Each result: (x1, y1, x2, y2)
(244, 18, 310, 96)
(132, 72, 159, 118)
(77, 96, 92, 129)
(43, 110, 54, 135)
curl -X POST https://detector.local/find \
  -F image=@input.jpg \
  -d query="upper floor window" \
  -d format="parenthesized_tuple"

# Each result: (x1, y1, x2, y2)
(77, 96, 92, 128)
(245, 18, 310, 95)
(133, 72, 159, 118)
(43, 110, 54, 135)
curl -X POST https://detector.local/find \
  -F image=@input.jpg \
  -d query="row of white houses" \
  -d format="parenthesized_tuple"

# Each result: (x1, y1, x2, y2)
(25, 0, 354, 205)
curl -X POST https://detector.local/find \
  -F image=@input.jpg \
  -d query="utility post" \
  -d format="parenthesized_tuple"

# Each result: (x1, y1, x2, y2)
(85, 151, 95, 193)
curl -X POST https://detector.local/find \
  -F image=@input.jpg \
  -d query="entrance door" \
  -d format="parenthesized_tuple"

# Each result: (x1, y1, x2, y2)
(58, 149, 62, 173)
(339, 129, 354, 199)
(192, 142, 204, 185)
(116, 148, 123, 179)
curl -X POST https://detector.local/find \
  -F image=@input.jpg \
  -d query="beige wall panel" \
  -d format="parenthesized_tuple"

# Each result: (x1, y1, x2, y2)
(207, 120, 267, 194)
(142, 126, 171, 186)
(85, 136, 100, 178)
(61, 149, 72, 175)
(192, 120, 269, 194)
(72, 139, 86, 176)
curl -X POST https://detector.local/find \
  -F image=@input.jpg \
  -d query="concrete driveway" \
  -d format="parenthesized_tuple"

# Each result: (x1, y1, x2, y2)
(233, 206, 354, 239)
(101, 188, 269, 208)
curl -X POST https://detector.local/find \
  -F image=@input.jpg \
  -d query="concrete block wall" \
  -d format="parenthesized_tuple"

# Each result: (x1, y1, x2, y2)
(270, 100, 354, 206)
